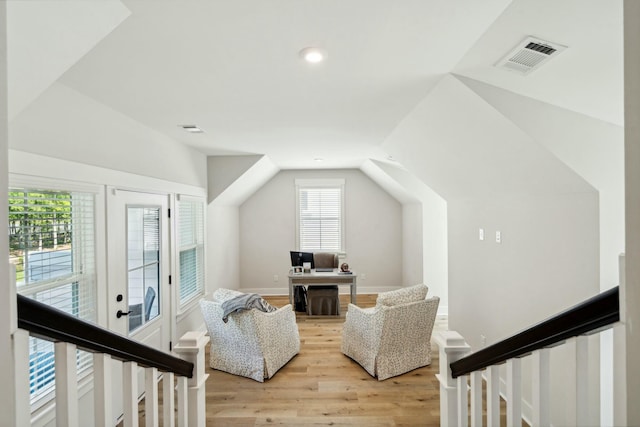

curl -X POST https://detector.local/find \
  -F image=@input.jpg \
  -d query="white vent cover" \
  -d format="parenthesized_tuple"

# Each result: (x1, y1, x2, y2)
(496, 36, 566, 75)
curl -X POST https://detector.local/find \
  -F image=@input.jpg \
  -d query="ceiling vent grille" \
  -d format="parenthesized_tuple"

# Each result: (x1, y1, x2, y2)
(496, 36, 566, 75)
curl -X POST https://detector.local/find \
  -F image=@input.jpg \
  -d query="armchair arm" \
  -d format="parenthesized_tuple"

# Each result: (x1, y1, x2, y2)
(254, 304, 301, 379)
(341, 304, 383, 377)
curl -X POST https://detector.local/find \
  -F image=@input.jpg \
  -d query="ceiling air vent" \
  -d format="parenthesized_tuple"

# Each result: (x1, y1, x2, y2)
(496, 36, 566, 75)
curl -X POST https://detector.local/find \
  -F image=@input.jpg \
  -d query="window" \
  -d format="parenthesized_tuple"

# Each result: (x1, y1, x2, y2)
(8, 188, 96, 403)
(177, 197, 205, 306)
(296, 179, 344, 252)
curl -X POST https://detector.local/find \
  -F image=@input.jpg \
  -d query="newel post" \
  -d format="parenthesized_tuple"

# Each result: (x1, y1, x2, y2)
(174, 330, 210, 427)
(435, 331, 472, 427)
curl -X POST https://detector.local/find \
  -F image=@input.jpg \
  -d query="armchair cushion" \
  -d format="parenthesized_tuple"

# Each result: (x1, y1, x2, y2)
(375, 283, 428, 307)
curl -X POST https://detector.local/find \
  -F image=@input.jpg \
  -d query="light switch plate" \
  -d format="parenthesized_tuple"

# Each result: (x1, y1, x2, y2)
(496, 231, 502, 243)
(479, 228, 484, 241)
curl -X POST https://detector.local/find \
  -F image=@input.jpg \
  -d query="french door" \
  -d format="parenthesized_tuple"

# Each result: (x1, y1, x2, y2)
(106, 189, 172, 417)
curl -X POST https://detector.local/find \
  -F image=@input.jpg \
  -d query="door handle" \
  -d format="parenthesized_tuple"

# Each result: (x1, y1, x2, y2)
(117, 310, 132, 318)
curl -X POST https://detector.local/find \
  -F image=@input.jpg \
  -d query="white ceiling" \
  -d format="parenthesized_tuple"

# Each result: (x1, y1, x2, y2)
(8, 0, 623, 172)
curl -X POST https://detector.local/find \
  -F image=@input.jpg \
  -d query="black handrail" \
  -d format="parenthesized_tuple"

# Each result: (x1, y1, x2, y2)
(450, 286, 619, 378)
(17, 294, 193, 378)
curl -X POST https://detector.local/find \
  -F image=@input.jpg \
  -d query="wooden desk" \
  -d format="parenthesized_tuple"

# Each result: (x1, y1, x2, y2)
(288, 270, 357, 306)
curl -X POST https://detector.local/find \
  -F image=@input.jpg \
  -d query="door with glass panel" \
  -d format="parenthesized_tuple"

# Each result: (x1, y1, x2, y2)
(107, 190, 171, 418)
(107, 190, 171, 350)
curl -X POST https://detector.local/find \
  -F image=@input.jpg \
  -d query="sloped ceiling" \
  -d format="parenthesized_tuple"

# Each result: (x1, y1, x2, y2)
(7, 0, 130, 120)
(456, 75, 624, 193)
(52, 0, 513, 169)
(454, 0, 623, 127)
(207, 155, 278, 205)
(6, 0, 623, 203)
(381, 74, 595, 199)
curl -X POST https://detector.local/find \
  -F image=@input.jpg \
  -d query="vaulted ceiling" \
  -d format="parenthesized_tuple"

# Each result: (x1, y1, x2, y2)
(7, 0, 623, 200)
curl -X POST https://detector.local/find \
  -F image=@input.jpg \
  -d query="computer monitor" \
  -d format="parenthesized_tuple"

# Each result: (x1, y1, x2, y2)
(290, 251, 314, 268)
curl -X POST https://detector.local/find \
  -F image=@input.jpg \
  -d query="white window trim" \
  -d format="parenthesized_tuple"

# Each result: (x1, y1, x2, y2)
(175, 194, 206, 315)
(8, 175, 103, 411)
(294, 178, 345, 252)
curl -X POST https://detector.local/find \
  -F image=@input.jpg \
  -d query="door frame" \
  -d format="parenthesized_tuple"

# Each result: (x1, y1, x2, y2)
(106, 187, 173, 350)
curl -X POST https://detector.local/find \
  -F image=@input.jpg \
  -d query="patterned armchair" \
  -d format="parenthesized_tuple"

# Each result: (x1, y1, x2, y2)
(341, 284, 439, 380)
(200, 288, 300, 382)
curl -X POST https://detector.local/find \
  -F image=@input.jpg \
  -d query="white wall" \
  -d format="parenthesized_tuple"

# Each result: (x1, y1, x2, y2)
(207, 205, 241, 292)
(238, 169, 403, 294)
(383, 73, 603, 426)
(10, 83, 207, 189)
(458, 75, 625, 293)
(368, 160, 449, 312)
(420, 187, 448, 312)
(0, 3, 18, 424)
(448, 193, 600, 425)
(624, 1, 640, 424)
(456, 74, 626, 425)
(402, 203, 423, 286)
(447, 193, 600, 346)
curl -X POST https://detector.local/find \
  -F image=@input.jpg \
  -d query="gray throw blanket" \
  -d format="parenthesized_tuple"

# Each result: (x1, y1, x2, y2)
(221, 293, 277, 323)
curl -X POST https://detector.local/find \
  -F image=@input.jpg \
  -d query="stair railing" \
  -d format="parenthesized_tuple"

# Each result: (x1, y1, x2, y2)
(15, 294, 209, 427)
(436, 286, 620, 427)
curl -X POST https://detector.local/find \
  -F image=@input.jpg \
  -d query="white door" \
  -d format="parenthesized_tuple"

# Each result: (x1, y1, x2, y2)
(107, 189, 172, 415)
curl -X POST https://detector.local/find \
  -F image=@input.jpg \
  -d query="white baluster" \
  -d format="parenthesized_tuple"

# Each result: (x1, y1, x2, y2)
(614, 322, 628, 427)
(13, 329, 31, 427)
(93, 353, 113, 427)
(486, 365, 500, 427)
(531, 348, 550, 427)
(576, 335, 589, 426)
(163, 372, 175, 427)
(145, 367, 159, 427)
(123, 361, 139, 427)
(434, 331, 471, 427)
(9, 266, 30, 427)
(457, 375, 468, 427)
(174, 331, 210, 427)
(470, 370, 483, 427)
(506, 358, 522, 427)
(176, 375, 188, 427)
(55, 341, 79, 427)
(614, 255, 627, 427)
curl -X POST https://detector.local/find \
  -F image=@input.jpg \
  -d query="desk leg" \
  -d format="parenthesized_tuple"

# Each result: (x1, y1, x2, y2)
(351, 277, 357, 305)
(289, 278, 294, 306)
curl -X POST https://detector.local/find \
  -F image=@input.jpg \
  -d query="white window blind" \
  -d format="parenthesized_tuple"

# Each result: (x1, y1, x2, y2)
(178, 198, 205, 305)
(296, 180, 344, 252)
(8, 189, 96, 403)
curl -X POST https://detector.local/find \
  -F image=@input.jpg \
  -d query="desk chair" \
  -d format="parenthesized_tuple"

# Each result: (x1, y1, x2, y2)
(307, 253, 340, 315)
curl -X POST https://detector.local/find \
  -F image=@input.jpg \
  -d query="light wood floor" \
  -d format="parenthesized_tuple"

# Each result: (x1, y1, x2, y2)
(136, 294, 518, 426)
(200, 294, 444, 426)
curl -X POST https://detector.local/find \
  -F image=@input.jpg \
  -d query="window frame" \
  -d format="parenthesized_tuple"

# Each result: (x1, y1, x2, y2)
(8, 174, 99, 409)
(175, 195, 206, 311)
(295, 178, 345, 253)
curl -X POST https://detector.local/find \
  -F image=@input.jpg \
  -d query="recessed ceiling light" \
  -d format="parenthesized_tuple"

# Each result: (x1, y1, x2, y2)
(314, 158, 324, 162)
(300, 47, 326, 64)
(179, 125, 204, 133)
